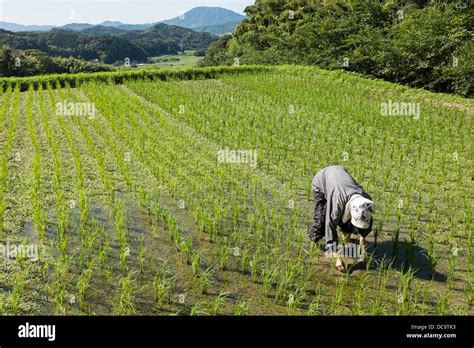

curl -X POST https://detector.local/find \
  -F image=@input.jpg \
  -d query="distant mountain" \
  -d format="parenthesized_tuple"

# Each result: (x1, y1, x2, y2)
(161, 7, 245, 29)
(116, 24, 155, 31)
(0, 6, 245, 35)
(99, 21, 125, 27)
(0, 7, 245, 34)
(193, 20, 242, 36)
(60, 23, 95, 31)
(80, 25, 127, 36)
(0, 21, 53, 32)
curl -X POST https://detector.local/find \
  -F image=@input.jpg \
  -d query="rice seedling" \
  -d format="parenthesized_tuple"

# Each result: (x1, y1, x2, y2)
(330, 277, 348, 315)
(76, 262, 94, 309)
(117, 271, 137, 315)
(447, 241, 458, 289)
(0, 86, 19, 234)
(219, 244, 230, 270)
(369, 295, 386, 315)
(194, 267, 215, 295)
(210, 292, 229, 315)
(396, 267, 415, 315)
(287, 286, 306, 316)
(152, 272, 175, 309)
(240, 248, 249, 274)
(98, 232, 112, 267)
(274, 258, 306, 304)
(114, 200, 129, 274)
(234, 298, 249, 316)
(47, 261, 70, 314)
(352, 274, 369, 315)
(467, 226, 473, 263)
(178, 236, 193, 265)
(464, 266, 473, 308)
(307, 283, 325, 316)
(190, 301, 208, 316)
(262, 267, 277, 297)
(26, 87, 46, 241)
(191, 251, 203, 276)
(78, 227, 96, 268)
(138, 234, 146, 273)
(426, 227, 440, 278)
(373, 220, 383, 249)
(249, 253, 261, 283)
(416, 281, 432, 315)
(436, 291, 451, 316)
(9, 270, 27, 315)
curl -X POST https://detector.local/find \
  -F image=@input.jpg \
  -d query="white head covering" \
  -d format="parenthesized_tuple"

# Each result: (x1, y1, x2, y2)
(350, 196, 374, 229)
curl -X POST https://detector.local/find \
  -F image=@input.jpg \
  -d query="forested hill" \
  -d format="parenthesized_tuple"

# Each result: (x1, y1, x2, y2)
(0, 23, 216, 64)
(201, 0, 473, 97)
(0, 28, 148, 64)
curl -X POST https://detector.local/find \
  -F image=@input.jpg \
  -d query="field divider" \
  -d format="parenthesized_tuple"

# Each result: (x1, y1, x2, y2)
(0, 66, 272, 92)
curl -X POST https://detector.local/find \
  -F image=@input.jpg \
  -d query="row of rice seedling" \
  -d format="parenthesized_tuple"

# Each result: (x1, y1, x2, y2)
(0, 85, 19, 234)
(0, 66, 271, 92)
(0, 66, 470, 315)
(58, 82, 219, 314)
(26, 85, 47, 241)
(78, 81, 314, 312)
(126, 66, 471, 314)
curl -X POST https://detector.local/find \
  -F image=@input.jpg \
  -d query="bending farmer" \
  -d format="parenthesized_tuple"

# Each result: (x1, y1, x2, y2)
(309, 165, 374, 271)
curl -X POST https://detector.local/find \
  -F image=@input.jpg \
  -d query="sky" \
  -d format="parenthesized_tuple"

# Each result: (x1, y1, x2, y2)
(0, 0, 255, 25)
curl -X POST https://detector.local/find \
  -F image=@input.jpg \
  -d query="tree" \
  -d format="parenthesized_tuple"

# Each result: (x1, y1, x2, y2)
(201, 0, 473, 96)
(0, 46, 16, 77)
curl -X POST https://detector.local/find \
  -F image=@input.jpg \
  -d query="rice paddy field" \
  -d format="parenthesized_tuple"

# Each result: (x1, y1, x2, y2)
(0, 65, 472, 316)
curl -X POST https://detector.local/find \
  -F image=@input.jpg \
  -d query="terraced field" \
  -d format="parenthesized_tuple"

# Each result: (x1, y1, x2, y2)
(0, 66, 472, 315)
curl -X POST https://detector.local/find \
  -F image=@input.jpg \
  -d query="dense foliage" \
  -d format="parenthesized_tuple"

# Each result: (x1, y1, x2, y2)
(0, 28, 148, 64)
(201, 0, 473, 97)
(117, 24, 215, 56)
(0, 46, 112, 77)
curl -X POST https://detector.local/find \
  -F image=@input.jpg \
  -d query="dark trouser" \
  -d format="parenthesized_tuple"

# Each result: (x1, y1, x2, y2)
(309, 187, 326, 243)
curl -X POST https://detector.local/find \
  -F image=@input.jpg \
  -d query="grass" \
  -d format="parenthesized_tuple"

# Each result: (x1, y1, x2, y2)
(147, 51, 203, 70)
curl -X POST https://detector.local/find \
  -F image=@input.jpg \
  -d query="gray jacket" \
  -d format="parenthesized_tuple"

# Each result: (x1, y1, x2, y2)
(312, 166, 372, 242)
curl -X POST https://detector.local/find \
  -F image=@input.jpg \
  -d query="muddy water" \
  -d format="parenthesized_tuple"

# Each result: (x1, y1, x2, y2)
(19, 188, 468, 315)
(19, 194, 167, 314)
(19, 190, 274, 315)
